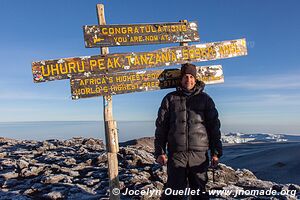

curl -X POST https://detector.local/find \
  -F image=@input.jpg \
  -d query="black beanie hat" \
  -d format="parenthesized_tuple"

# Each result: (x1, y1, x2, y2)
(181, 63, 197, 78)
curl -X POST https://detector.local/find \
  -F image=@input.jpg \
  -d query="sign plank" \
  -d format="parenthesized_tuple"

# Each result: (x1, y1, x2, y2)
(70, 65, 224, 99)
(32, 38, 246, 83)
(83, 21, 200, 47)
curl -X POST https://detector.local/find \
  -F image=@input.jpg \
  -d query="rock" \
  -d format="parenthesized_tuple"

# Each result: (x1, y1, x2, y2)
(62, 157, 77, 166)
(0, 159, 17, 169)
(120, 137, 154, 152)
(95, 153, 107, 164)
(130, 171, 151, 185)
(42, 191, 64, 200)
(83, 138, 104, 151)
(0, 190, 31, 200)
(31, 183, 45, 191)
(2, 179, 19, 188)
(0, 136, 299, 200)
(236, 178, 274, 190)
(60, 167, 80, 177)
(16, 159, 29, 170)
(0, 172, 19, 180)
(23, 188, 36, 195)
(153, 181, 164, 190)
(41, 175, 67, 184)
(288, 184, 300, 191)
(20, 166, 44, 177)
(119, 147, 155, 167)
(0, 152, 7, 158)
(83, 178, 100, 186)
(152, 164, 167, 183)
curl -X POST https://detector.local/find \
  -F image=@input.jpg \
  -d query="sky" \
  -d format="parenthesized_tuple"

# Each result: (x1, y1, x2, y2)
(0, 0, 300, 135)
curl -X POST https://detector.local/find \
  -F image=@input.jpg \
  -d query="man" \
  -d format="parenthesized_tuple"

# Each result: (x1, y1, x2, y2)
(154, 63, 222, 200)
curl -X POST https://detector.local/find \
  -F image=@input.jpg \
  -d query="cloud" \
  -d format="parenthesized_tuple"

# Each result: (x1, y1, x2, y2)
(222, 73, 300, 90)
(218, 93, 300, 108)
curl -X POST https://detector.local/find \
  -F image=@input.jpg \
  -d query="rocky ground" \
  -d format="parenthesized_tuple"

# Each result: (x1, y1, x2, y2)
(0, 136, 299, 200)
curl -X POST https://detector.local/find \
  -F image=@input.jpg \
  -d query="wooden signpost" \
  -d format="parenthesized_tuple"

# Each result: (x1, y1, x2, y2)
(96, 5, 120, 200)
(32, 38, 246, 82)
(83, 21, 200, 47)
(71, 65, 224, 99)
(31, 3, 248, 200)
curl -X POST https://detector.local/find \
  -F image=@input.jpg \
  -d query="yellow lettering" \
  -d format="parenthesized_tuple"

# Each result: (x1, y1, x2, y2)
(133, 56, 140, 65)
(80, 80, 85, 86)
(41, 65, 50, 76)
(108, 28, 115, 34)
(67, 63, 76, 73)
(171, 25, 176, 32)
(51, 64, 60, 75)
(78, 61, 85, 73)
(103, 86, 108, 93)
(157, 26, 163, 32)
(182, 49, 189, 60)
(114, 27, 121, 34)
(155, 53, 161, 64)
(96, 78, 101, 85)
(108, 77, 113, 83)
(150, 25, 157, 33)
(161, 51, 170, 63)
(90, 79, 95, 85)
(139, 26, 145, 33)
(134, 27, 139, 34)
(115, 76, 122, 83)
(201, 48, 207, 59)
(188, 49, 195, 59)
(127, 27, 133, 34)
(148, 53, 154, 65)
(171, 51, 177, 61)
(194, 48, 201, 59)
(140, 54, 148, 65)
(121, 27, 127, 34)
(113, 57, 121, 68)
(89, 60, 97, 71)
(98, 59, 105, 70)
(145, 26, 151, 33)
(107, 58, 114, 69)
(102, 28, 108, 35)
(125, 55, 132, 64)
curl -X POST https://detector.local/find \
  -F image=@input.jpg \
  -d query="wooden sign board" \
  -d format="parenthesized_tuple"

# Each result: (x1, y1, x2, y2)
(83, 21, 200, 47)
(32, 38, 246, 83)
(70, 65, 224, 99)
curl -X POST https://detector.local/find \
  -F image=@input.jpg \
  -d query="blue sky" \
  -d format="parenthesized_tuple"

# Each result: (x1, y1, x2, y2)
(0, 0, 300, 135)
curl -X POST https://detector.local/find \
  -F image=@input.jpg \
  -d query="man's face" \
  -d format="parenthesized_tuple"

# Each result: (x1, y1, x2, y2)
(181, 74, 196, 90)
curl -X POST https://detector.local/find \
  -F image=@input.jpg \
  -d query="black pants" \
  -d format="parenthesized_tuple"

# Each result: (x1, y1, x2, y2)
(161, 151, 209, 200)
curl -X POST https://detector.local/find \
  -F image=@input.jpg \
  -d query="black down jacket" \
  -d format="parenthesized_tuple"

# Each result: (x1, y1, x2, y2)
(154, 81, 222, 158)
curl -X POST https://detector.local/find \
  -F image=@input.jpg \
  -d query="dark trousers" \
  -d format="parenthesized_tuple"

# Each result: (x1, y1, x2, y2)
(161, 151, 209, 200)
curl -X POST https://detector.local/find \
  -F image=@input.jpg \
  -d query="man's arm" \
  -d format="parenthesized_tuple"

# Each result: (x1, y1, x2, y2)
(154, 95, 170, 160)
(204, 95, 223, 159)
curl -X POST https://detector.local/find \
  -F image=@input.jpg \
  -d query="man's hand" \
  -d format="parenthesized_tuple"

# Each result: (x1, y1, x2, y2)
(156, 154, 168, 166)
(211, 155, 219, 168)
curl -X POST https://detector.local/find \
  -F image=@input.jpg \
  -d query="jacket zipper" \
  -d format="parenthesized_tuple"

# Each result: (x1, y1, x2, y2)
(186, 98, 189, 152)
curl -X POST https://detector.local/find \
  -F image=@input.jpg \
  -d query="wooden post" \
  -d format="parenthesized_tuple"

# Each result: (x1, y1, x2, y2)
(96, 4, 120, 200)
